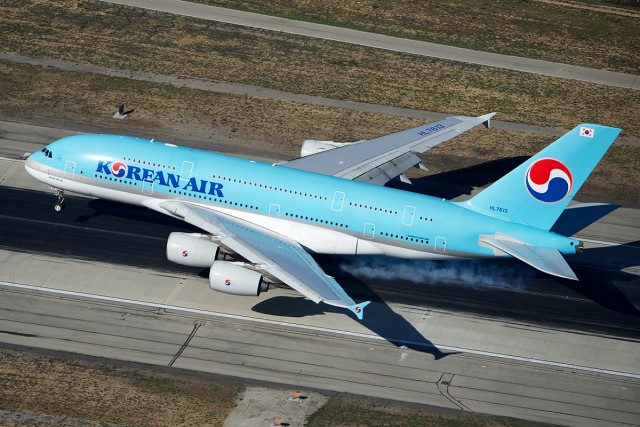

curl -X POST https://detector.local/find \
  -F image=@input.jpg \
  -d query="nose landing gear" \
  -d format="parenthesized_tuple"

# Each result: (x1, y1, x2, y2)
(53, 189, 65, 212)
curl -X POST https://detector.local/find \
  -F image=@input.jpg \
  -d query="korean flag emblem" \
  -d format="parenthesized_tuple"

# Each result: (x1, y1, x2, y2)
(579, 127, 594, 138)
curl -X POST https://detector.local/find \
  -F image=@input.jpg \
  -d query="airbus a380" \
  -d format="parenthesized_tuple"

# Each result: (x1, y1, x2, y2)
(25, 113, 621, 319)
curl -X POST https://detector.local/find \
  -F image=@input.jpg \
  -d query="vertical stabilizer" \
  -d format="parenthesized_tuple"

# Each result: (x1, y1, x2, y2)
(459, 124, 621, 230)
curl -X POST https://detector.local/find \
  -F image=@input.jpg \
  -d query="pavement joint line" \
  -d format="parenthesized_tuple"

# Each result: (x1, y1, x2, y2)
(1, 280, 638, 380)
(168, 320, 204, 367)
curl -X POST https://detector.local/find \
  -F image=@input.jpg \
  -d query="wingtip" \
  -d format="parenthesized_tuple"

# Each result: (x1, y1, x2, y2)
(478, 112, 497, 128)
(349, 301, 371, 320)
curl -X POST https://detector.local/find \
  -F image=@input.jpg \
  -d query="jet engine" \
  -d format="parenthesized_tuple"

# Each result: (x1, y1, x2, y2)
(209, 261, 268, 296)
(166, 232, 220, 267)
(300, 140, 354, 157)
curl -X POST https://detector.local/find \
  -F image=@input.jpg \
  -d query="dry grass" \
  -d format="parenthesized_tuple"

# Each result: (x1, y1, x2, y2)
(0, 60, 423, 157)
(0, 349, 240, 426)
(1, 0, 638, 137)
(307, 396, 545, 427)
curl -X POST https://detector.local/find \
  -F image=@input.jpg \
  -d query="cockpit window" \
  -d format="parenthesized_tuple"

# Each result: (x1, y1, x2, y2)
(41, 148, 53, 158)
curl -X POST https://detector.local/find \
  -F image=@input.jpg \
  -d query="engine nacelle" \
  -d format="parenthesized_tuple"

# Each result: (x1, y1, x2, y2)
(209, 261, 268, 296)
(301, 140, 354, 157)
(167, 232, 220, 267)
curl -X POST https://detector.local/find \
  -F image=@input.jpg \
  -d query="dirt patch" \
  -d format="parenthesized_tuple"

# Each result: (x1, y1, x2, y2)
(223, 387, 327, 427)
(0, 348, 240, 426)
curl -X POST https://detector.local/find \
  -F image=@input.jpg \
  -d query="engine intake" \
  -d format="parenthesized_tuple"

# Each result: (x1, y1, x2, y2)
(209, 261, 268, 296)
(167, 232, 220, 267)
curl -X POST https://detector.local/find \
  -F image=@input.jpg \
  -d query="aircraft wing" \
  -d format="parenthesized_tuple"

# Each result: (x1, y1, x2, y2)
(480, 235, 578, 281)
(281, 113, 496, 185)
(160, 201, 370, 319)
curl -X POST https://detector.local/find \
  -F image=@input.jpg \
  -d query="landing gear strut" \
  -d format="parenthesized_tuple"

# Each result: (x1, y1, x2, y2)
(53, 189, 65, 212)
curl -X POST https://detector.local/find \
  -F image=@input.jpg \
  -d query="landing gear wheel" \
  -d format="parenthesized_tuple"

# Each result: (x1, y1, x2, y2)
(53, 189, 65, 212)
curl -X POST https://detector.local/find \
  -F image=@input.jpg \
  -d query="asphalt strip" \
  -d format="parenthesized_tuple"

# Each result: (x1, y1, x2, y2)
(2, 280, 638, 380)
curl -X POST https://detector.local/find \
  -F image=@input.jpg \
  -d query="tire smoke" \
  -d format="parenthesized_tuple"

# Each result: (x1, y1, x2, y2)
(338, 256, 533, 290)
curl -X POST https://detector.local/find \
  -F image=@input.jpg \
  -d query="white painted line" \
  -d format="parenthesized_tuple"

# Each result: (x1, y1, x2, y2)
(0, 157, 24, 163)
(1, 280, 638, 379)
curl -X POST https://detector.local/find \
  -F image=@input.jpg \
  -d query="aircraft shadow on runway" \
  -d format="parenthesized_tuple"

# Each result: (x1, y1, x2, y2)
(252, 276, 459, 360)
(551, 203, 620, 237)
(316, 253, 640, 340)
(565, 242, 640, 315)
(388, 156, 529, 199)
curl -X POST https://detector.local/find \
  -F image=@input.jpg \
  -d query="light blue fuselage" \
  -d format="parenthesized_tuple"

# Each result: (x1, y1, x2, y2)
(27, 134, 579, 260)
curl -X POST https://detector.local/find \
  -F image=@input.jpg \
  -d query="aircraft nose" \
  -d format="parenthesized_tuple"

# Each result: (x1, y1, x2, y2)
(24, 150, 46, 177)
(24, 152, 38, 170)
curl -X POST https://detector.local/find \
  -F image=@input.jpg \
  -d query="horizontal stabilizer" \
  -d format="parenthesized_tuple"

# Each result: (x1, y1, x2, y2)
(480, 236, 577, 280)
(348, 301, 371, 321)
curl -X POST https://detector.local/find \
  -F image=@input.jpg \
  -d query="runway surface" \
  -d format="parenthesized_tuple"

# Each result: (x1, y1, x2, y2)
(102, 0, 640, 89)
(1, 123, 639, 426)
(1, 185, 639, 342)
(2, 285, 638, 427)
(1, 119, 638, 341)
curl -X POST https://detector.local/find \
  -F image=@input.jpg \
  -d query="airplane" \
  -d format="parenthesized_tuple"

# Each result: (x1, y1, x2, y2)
(24, 113, 621, 320)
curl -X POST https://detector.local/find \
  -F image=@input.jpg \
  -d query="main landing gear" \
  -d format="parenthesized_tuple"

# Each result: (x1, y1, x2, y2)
(53, 188, 65, 212)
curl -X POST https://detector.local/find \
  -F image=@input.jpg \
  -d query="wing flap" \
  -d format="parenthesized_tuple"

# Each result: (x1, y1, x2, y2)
(161, 201, 370, 318)
(353, 152, 422, 185)
(480, 235, 578, 280)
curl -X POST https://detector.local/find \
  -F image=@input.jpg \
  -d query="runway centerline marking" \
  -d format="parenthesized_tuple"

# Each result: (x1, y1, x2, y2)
(1, 280, 638, 380)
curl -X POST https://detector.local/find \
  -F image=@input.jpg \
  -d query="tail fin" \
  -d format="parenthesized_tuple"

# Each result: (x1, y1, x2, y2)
(458, 124, 621, 230)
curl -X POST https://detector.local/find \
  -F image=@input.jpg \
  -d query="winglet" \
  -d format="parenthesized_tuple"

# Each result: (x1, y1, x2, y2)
(349, 301, 371, 320)
(478, 112, 497, 129)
